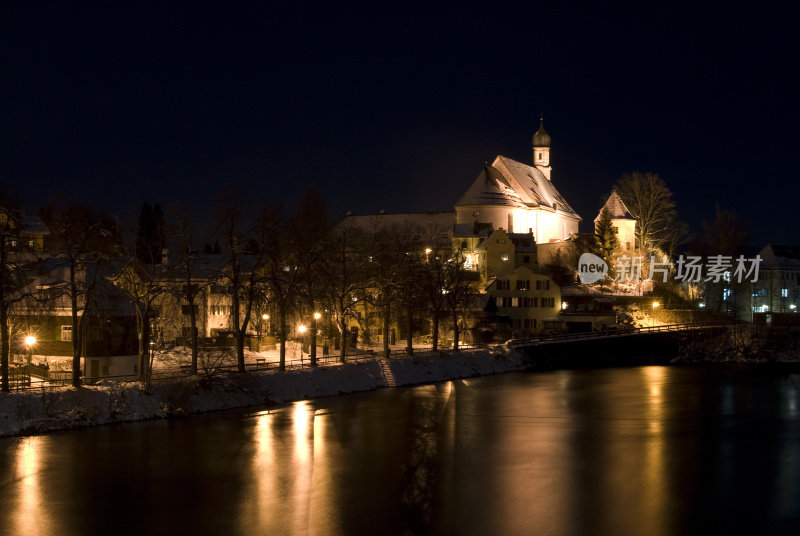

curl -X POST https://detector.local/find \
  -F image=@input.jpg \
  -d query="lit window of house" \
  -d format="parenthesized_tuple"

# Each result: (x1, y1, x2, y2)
(61, 325, 72, 341)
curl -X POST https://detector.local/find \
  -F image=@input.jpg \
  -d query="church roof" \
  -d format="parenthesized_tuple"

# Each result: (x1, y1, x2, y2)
(594, 190, 633, 222)
(456, 156, 580, 219)
(455, 164, 528, 209)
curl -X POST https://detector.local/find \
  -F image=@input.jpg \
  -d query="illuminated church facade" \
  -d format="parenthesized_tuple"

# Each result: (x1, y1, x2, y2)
(455, 118, 581, 245)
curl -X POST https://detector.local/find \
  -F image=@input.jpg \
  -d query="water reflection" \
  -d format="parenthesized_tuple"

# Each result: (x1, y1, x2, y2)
(1, 365, 799, 535)
(243, 402, 339, 535)
(8, 436, 52, 535)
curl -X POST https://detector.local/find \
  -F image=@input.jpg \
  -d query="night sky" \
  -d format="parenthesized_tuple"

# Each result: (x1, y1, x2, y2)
(2, 3, 797, 246)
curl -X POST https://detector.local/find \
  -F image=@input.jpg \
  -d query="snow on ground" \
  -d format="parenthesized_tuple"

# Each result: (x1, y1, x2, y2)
(0, 346, 525, 438)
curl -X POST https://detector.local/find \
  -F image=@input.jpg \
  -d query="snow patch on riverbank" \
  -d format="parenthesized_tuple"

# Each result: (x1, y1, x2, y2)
(0, 347, 524, 438)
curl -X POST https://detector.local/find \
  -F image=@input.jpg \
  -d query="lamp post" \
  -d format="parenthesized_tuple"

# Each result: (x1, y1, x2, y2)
(311, 312, 320, 366)
(24, 335, 36, 365)
(298, 324, 307, 364)
(651, 301, 660, 327)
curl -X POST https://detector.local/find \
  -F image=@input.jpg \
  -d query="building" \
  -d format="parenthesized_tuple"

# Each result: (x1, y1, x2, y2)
(477, 228, 563, 336)
(595, 189, 637, 253)
(455, 118, 581, 245)
(14, 258, 140, 379)
(751, 244, 800, 314)
(485, 265, 561, 337)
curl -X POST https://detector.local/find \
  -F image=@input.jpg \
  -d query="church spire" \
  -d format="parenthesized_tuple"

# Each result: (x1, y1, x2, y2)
(532, 115, 552, 180)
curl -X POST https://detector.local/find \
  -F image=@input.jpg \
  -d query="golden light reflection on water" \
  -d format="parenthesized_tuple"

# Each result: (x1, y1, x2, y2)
(241, 402, 339, 536)
(11, 435, 51, 535)
(639, 366, 668, 535)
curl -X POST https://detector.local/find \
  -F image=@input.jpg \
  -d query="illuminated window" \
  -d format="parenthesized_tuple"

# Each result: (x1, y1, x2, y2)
(61, 325, 72, 341)
(782, 289, 789, 297)
(500, 253, 509, 261)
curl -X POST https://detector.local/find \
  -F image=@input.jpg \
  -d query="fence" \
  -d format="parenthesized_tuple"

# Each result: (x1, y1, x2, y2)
(4, 341, 488, 391)
(508, 322, 729, 348)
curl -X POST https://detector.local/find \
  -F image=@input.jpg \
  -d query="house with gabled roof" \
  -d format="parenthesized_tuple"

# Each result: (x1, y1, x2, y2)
(595, 189, 637, 253)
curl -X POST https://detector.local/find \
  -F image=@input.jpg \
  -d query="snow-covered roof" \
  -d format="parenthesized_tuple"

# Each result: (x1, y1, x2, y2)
(758, 244, 800, 271)
(594, 190, 633, 222)
(456, 156, 580, 219)
(21, 214, 50, 235)
(455, 164, 528, 208)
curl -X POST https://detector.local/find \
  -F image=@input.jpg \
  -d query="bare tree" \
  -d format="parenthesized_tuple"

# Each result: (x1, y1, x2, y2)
(39, 200, 118, 387)
(421, 241, 450, 352)
(168, 208, 211, 374)
(111, 258, 167, 387)
(290, 189, 330, 366)
(0, 185, 26, 392)
(696, 206, 750, 314)
(261, 201, 300, 371)
(442, 245, 475, 351)
(321, 217, 371, 363)
(213, 191, 267, 373)
(614, 172, 684, 256)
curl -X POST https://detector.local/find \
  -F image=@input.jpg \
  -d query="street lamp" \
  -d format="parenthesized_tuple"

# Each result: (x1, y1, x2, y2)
(651, 301, 660, 327)
(24, 335, 36, 364)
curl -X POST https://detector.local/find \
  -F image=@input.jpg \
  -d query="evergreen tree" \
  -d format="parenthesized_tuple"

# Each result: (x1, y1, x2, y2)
(595, 207, 619, 262)
(136, 202, 166, 263)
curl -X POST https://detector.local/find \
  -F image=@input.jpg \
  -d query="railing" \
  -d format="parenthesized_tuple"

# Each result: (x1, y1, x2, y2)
(3, 341, 492, 391)
(508, 322, 728, 348)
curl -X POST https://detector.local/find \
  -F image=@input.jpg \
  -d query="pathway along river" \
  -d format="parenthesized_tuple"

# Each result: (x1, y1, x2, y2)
(3, 365, 800, 535)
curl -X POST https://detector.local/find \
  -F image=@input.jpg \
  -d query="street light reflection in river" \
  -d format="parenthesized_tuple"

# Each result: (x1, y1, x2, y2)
(245, 402, 336, 535)
(12, 436, 49, 534)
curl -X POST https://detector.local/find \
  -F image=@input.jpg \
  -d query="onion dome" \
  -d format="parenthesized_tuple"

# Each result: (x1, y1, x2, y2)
(531, 115, 550, 147)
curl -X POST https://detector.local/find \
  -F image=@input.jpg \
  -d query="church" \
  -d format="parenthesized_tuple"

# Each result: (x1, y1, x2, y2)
(455, 118, 581, 245)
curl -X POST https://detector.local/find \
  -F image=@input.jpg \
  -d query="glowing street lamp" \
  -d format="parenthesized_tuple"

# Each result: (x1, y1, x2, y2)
(24, 335, 36, 364)
(651, 301, 660, 327)
(310, 312, 322, 365)
(298, 324, 307, 335)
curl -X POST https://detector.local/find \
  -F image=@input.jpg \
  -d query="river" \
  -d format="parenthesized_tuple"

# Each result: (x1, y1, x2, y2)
(2, 365, 800, 535)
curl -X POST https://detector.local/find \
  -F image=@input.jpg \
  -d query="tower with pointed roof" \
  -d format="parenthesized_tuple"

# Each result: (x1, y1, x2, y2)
(594, 189, 637, 252)
(532, 115, 551, 180)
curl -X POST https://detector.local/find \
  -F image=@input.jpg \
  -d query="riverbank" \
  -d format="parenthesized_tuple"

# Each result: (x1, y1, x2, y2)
(0, 346, 525, 438)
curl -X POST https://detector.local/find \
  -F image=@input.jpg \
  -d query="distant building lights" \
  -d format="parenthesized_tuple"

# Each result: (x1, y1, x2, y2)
(791, 304, 797, 311)
(698, 302, 705, 308)
(561, 301, 568, 310)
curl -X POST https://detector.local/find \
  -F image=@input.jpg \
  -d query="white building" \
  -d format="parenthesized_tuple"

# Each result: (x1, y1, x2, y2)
(594, 189, 637, 253)
(455, 118, 581, 245)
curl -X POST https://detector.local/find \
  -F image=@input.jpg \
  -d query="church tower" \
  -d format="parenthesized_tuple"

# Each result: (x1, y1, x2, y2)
(532, 115, 552, 180)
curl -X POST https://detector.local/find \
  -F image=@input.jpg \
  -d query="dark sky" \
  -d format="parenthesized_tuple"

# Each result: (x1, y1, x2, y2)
(2, 3, 797, 246)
